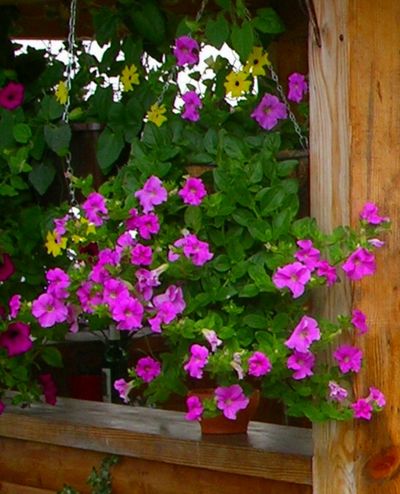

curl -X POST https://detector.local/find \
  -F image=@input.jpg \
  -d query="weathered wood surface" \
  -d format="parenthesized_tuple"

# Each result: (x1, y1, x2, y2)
(310, 0, 400, 492)
(0, 397, 312, 493)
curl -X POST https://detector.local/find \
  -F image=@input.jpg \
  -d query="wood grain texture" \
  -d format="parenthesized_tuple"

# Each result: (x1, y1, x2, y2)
(0, 437, 312, 494)
(0, 397, 312, 486)
(310, 0, 400, 492)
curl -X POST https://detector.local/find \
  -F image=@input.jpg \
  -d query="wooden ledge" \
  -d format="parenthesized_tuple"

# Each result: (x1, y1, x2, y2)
(0, 397, 313, 486)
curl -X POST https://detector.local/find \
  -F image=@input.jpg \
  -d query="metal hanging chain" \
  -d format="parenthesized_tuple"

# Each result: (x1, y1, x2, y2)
(63, 0, 78, 207)
(267, 64, 309, 151)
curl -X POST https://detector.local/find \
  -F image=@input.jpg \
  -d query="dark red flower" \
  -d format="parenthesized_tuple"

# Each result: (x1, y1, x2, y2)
(0, 253, 15, 282)
(0, 321, 32, 357)
(38, 373, 57, 405)
(0, 82, 24, 110)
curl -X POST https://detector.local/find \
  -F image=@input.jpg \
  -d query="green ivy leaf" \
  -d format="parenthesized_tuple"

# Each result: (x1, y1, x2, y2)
(205, 14, 230, 49)
(242, 314, 268, 329)
(252, 8, 285, 34)
(44, 123, 71, 156)
(96, 127, 125, 173)
(28, 162, 56, 195)
(41, 346, 63, 368)
(230, 21, 254, 62)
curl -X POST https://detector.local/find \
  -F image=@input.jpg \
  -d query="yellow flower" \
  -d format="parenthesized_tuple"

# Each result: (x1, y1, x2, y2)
(55, 81, 68, 105)
(120, 64, 140, 92)
(244, 47, 271, 77)
(80, 218, 96, 235)
(45, 231, 67, 257)
(147, 103, 167, 127)
(224, 71, 251, 98)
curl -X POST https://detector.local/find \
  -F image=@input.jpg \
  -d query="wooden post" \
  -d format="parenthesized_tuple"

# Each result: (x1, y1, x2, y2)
(310, 0, 400, 492)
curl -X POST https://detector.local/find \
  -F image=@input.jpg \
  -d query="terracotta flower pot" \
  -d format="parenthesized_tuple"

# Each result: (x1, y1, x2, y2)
(191, 388, 260, 435)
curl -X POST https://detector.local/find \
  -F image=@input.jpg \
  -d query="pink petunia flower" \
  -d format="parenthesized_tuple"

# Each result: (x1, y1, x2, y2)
(251, 93, 287, 130)
(181, 91, 202, 122)
(328, 381, 348, 402)
(351, 309, 369, 335)
(114, 378, 133, 403)
(333, 345, 363, 373)
(110, 296, 144, 331)
(287, 73, 308, 103)
(9, 294, 22, 318)
(359, 202, 389, 225)
(173, 36, 200, 66)
(183, 344, 209, 379)
(202, 329, 222, 352)
(46, 268, 70, 299)
(131, 243, 153, 266)
(31, 293, 69, 328)
(174, 233, 213, 266)
(294, 239, 320, 270)
(214, 384, 249, 420)
(0, 401, 4, 415)
(315, 259, 337, 286)
(0, 253, 15, 282)
(153, 285, 186, 315)
(178, 177, 207, 206)
(136, 213, 160, 240)
(82, 192, 108, 226)
(0, 322, 32, 357)
(368, 387, 386, 408)
(272, 261, 311, 298)
(285, 315, 320, 353)
(103, 278, 130, 308)
(287, 351, 315, 380)
(342, 247, 376, 281)
(185, 395, 204, 421)
(135, 356, 161, 383)
(0, 81, 24, 110)
(135, 176, 168, 213)
(351, 398, 373, 420)
(248, 351, 272, 377)
(135, 268, 162, 301)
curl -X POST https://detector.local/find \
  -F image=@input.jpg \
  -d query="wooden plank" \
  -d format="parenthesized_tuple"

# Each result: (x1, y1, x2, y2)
(0, 437, 312, 494)
(0, 483, 54, 494)
(0, 397, 313, 486)
(310, 0, 400, 492)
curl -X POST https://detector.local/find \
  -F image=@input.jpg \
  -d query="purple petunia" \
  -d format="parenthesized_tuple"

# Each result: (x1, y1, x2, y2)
(351, 309, 369, 335)
(181, 91, 202, 122)
(82, 192, 108, 226)
(173, 36, 200, 66)
(135, 356, 161, 383)
(285, 315, 320, 353)
(178, 177, 207, 206)
(272, 261, 311, 298)
(287, 351, 315, 380)
(0, 82, 24, 110)
(0, 253, 15, 282)
(359, 202, 389, 225)
(0, 321, 32, 357)
(342, 247, 376, 281)
(287, 72, 308, 103)
(251, 93, 287, 130)
(31, 293, 69, 328)
(351, 398, 373, 420)
(248, 351, 272, 377)
(183, 344, 209, 379)
(185, 395, 204, 421)
(333, 345, 363, 374)
(135, 176, 168, 213)
(214, 384, 249, 420)
(294, 239, 320, 270)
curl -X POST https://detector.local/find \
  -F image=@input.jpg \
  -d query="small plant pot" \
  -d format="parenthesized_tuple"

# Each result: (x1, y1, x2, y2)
(190, 388, 260, 435)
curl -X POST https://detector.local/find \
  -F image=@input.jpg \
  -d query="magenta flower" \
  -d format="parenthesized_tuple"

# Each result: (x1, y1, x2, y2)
(183, 344, 209, 379)
(251, 93, 287, 130)
(114, 378, 133, 403)
(38, 373, 57, 406)
(135, 356, 161, 383)
(135, 176, 168, 213)
(351, 398, 373, 420)
(328, 381, 348, 402)
(178, 177, 207, 206)
(0, 253, 15, 281)
(181, 91, 202, 122)
(174, 233, 213, 266)
(368, 387, 386, 407)
(0, 81, 24, 110)
(67, 304, 79, 334)
(103, 278, 130, 307)
(202, 329, 222, 352)
(333, 345, 363, 373)
(351, 309, 368, 335)
(0, 401, 4, 415)
(185, 395, 204, 421)
(136, 213, 160, 239)
(111, 296, 144, 330)
(46, 268, 70, 299)
(287, 72, 308, 103)
(294, 239, 320, 270)
(369, 238, 385, 248)
(359, 202, 389, 225)
(272, 261, 311, 298)
(9, 294, 21, 318)
(248, 351, 272, 377)
(135, 268, 161, 300)
(32, 293, 68, 328)
(53, 214, 69, 238)
(173, 36, 199, 66)
(287, 351, 315, 380)
(315, 260, 337, 286)
(125, 208, 139, 230)
(214, 384, 249, 420)
(285, 315, 320, 353)
(82, 192, 108, 226)
(153, 285, 186, 314)
(131, 243, 153, 266)
(0, 322, 32, 357)
(342, 247, 376, 281)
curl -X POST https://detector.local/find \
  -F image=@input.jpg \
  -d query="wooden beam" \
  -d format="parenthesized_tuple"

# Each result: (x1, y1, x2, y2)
(310, 0, 400, 492)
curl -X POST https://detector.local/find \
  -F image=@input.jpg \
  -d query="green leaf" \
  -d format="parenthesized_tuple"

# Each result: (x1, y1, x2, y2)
(41, 346, 63, 368)
(92, 7, 119, 46)
(96, 127, 125, 173)
(184, 206, 203, 233)
(213, 254, 231, 272)
(230, 21, 254, 62)
(252, 8, 285, 34)
(277, 159, 299, 177)
(44, 123, 71, 156)
(39, 95, 64, 121)
(205, 14, 230, 49)
(243, 314, 268, 329)
(13, 123, 32, 144)
(248, 264, 275, 291)
(128, 0, 166, 46)
(238, 283, 259, 297)
(28, 163, 56, 195)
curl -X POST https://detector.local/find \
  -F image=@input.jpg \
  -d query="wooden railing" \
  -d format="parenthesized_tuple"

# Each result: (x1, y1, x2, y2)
(0, 397, 312, 493)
